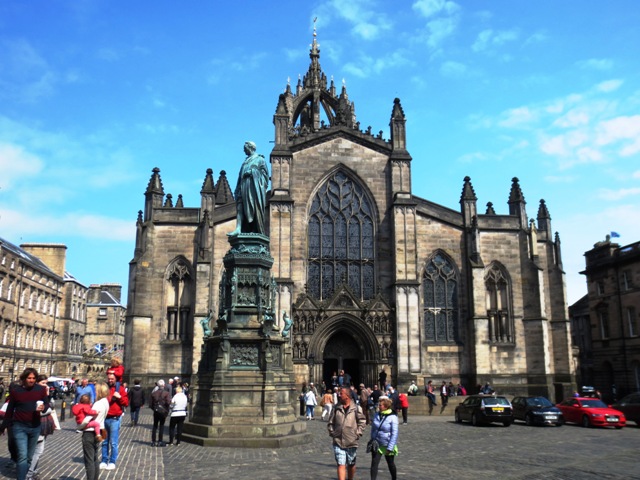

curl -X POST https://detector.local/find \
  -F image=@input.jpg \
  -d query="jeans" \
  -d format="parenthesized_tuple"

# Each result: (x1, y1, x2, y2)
(82, 431, 101, 480)
(12, 422, 41, 480)
(305, 405, 315, 418)
(26, 437, 45, 480)
(130, 406, 140, 425)
(101, 416, 121, 465)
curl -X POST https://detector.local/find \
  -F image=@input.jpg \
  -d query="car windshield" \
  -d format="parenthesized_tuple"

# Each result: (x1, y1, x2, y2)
(482, 397, 510, 406)
(527, 397, 553, 407)
(580, 399, 607, 408)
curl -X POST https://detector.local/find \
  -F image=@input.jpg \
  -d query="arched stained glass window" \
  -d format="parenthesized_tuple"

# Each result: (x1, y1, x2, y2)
(307, 171, 375, 300)
(423, 252, 458, 343)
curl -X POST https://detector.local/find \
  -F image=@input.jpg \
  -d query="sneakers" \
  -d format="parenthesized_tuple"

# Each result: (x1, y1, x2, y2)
(99, 463, 108, 470)
(106, 463, 116, 471)
(151, 442, 157, 447)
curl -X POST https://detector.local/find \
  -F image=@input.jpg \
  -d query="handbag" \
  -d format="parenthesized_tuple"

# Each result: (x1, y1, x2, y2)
(366, 413, 388, 453)
(366, 438, 380, 453)
(154, 403, 169, 417)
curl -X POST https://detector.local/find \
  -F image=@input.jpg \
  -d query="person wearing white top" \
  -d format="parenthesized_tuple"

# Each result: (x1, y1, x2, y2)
(82, 383, 109, 480)
(168, 387, 188, 446)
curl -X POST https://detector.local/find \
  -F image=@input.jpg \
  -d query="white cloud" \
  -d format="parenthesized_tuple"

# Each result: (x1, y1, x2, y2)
(440, 60, 467, 78)
(0, 143, 44, 189)
(472, 29, 519, 53)
(598, 188, 640, 201)
(595, 115, 640, 156)
(552, 109, 590, 128)
(318, 0, 392, 40)
(0, 208, 134, 242)
(577, 58, 613, 70)
(97, 48, 120, 62)
(597, 79, 623, 93)
(343, 51, 412, 78)
(412, 0, 460, 18)
(633, 170, 640, 179)
(498, 106, 537, 128)
(0, 39, 56, 103)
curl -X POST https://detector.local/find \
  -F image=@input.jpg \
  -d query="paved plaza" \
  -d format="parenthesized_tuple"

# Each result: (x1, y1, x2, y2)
(0, 409, 638, 480)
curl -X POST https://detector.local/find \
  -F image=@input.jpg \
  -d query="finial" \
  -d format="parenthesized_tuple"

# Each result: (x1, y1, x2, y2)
(287, 76, 290, 85)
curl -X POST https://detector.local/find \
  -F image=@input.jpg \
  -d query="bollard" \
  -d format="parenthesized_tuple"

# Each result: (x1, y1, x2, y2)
(60, 398, 66, 422)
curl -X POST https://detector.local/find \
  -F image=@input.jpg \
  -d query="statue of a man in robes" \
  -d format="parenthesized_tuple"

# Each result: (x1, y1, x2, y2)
(228, 141, 269, 236)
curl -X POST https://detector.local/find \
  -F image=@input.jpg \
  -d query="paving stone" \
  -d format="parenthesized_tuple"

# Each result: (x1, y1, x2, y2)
(0, 410, 638, 479)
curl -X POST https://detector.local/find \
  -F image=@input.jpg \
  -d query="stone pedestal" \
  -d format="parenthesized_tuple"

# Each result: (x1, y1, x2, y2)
(182, 234, 308, 447)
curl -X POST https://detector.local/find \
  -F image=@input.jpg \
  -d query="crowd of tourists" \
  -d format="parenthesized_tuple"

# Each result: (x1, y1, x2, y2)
(0, 360, 190, 480)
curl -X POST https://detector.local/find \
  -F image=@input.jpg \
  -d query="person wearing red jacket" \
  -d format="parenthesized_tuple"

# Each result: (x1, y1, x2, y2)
(398, 393, 409, 425)
(100, 373, 129, 471)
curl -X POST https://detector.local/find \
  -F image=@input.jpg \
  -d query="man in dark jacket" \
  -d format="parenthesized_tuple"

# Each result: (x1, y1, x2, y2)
(150, 380, 171, 447)
(128, 380, 145, 426)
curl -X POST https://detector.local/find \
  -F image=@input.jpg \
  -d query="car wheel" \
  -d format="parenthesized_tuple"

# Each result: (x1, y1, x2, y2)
(455, 411, 462, 423)
(472, 413, 479, 426)
(581, 415, 591, 428)
(503, 421, 511, 427)
(525, 413, 533, 426)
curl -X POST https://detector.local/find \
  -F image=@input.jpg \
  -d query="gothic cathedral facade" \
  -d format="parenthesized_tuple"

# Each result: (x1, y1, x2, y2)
(125, 37, 575, 399)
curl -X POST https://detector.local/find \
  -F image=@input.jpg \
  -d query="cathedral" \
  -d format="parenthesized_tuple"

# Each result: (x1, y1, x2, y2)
(125, 33, 576, 400)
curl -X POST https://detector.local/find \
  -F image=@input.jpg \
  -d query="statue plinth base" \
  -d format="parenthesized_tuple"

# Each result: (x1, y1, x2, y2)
(182, 233, 308, 447)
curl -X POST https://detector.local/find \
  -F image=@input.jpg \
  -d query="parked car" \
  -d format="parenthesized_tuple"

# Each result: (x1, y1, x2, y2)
(511, 396, 563, 426)
(455, 395, 513, 426)
(556, 397, 626, 428)
(612, 392, 640, 425)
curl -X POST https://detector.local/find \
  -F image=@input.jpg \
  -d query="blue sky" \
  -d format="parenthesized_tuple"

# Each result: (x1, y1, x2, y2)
(1, 0, 639, 306)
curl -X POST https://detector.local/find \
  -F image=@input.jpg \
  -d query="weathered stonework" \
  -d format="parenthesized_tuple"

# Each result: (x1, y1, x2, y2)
(125, 34, 576, 402)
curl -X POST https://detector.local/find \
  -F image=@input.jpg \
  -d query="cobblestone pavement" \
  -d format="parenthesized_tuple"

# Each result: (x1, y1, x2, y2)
(0, 410, 638, 480)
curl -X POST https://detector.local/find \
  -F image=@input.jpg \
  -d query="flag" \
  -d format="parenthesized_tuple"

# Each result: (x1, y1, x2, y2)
(611, 231, 620, 238)
(94, 344, 103, 354)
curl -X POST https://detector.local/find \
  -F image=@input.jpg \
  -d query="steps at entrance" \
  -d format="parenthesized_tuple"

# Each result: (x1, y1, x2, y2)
(405, 395, 465, 416)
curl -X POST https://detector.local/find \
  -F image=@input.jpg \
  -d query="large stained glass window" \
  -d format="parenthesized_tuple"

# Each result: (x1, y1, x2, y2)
(307, 171, 375, 300)
(423, 252, 458, 343)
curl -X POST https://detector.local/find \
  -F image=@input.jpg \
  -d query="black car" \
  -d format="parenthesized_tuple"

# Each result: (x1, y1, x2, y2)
(612, 392, 640, 425)
(455, 395, 513, 426)
(511, 396, 563, 426)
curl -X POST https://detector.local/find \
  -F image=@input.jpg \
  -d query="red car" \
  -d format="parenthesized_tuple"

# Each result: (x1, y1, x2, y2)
(556, 397, 626, 428)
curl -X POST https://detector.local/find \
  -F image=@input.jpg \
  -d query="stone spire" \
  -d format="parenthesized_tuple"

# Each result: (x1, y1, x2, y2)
(390, 98, 407, 152)
(215, 170, 234, 206)
(273, 24, 358, 146)
(144, 167, 164, 221)
(507, 177, 527, 228)
(175, 194, 184, 208)
(460, 176, 477, 226)
(537, 199, 552, 232)
(164, 193, 173, 208)
(201, 168, 216, 214)
(485, 202, 496, 215)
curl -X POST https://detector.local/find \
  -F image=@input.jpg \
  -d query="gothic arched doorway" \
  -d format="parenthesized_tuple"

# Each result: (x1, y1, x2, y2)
(306, 314, 381, 389)
(322, 331, 362, 388)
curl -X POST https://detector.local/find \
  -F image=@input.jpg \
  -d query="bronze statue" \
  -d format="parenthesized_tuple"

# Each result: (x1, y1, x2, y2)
(228, 141, 269, 236)
(281, 310, 293, 338)
(200, 310, 213, 337)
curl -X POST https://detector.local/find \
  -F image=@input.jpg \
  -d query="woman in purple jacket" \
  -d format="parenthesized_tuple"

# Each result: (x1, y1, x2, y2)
(369, 395, 399, 480)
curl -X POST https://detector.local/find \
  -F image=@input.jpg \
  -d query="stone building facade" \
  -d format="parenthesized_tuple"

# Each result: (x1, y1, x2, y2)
(0, 238, 122, 380)
(125, 35, 575, 400)
(579, 238, 640, 400)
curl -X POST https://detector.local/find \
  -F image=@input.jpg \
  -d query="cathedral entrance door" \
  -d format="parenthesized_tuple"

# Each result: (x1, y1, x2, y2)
(322, 331, 362, 387)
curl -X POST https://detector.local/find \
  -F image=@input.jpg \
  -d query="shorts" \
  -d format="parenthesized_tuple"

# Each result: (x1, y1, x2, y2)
(333, 445, 357, 466)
